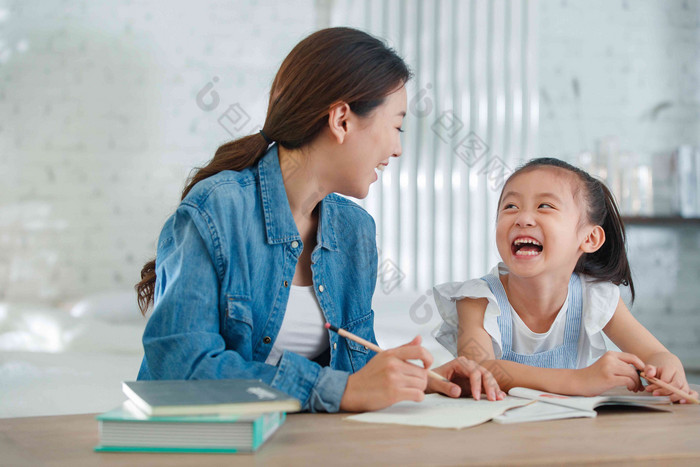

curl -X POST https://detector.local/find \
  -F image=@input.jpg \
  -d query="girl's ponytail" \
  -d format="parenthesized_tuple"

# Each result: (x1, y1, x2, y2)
(575, 180, 635, 303)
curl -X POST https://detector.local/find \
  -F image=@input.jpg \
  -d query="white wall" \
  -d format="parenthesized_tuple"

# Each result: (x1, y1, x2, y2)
(538, 0, 700, 367)
(2, 0, 699, 368)
(538, 0, 700, 156)
(0, 0, 318, 302)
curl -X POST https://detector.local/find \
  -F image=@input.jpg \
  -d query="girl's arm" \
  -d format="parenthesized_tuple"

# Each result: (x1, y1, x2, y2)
(603, 297, 698, 402)
(456, 297, 644, 395)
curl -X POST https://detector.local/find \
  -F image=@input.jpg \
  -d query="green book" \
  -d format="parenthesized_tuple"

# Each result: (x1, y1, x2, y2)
(95, 401, 286, 453)
(121, 379, 301, 417)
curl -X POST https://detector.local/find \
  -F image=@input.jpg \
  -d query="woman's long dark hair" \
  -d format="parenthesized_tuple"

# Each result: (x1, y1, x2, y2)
(499, 157, 635, 302)
(135, 27, 412, 315)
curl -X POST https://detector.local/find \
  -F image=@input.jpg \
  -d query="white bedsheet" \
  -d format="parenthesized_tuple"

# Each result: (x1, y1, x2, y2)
(0, 350, 143, 418)
(0, 298, 146, 418)
(0, 290, 454, 419)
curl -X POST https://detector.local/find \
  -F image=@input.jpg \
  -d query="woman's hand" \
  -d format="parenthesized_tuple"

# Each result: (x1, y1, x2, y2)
(428, 356, 505, 401)
(642, 352, 699, 404)
(575, 351, 645, 396)
(339, 336, 433, 412)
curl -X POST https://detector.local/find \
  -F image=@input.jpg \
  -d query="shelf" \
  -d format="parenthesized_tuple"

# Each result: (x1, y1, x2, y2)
(622, 216, 700, 226)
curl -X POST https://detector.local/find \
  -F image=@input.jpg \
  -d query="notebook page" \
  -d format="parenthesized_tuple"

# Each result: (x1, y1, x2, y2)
(345, 394, 531, 429)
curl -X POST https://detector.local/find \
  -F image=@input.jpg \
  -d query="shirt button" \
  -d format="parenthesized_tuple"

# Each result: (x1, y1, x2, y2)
(333, 342, 337, 350)
(263, 336, 272, 344)
(283, 280, 288, 287)
(291, 241, 299, 248)
(318, 285, 325, 293)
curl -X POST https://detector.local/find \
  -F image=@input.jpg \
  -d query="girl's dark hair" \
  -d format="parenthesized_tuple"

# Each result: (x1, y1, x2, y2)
(135, 27, 412, 315)
(499, 157, 635, 302)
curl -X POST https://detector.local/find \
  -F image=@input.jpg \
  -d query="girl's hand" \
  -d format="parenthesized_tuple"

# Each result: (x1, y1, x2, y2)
(427, 356, 506, 401)
(576, 351, 645, 396)
(642, 353, 699, 404)
(339, 336, 432, 412)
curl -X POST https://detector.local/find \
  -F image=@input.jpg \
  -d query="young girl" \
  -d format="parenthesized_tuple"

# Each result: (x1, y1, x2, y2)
(434, 157, 698, 403)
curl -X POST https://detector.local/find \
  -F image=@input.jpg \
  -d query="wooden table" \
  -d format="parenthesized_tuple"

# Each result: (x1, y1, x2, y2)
(3, 388, 700, 466)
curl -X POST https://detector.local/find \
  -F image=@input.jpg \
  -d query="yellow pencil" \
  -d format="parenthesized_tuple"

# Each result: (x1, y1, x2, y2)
(324, 322, 448, 382)
(640, 372, 699, 404)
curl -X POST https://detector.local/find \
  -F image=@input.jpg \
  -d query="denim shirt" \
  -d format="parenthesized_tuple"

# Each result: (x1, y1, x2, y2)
(137, 144, 379, 412)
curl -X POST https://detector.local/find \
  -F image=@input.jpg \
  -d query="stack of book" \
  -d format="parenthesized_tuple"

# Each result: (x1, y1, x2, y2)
(95, 379, 301, 453)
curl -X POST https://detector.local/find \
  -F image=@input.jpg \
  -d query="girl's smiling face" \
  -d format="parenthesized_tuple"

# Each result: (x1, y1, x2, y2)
(495, 167, 600, 278)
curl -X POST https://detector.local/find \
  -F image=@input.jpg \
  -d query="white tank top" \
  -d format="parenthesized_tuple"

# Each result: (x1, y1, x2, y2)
(264, 285, 329, 366)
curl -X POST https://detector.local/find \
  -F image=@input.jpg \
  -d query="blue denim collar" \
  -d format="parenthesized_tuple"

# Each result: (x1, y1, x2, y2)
(257, 144, 338, 251)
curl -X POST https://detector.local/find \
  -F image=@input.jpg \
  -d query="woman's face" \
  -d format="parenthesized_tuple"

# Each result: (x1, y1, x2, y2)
(331, 85, 407, 199)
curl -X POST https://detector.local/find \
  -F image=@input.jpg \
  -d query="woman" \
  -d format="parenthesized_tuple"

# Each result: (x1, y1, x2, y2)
(135, 27, 503, 412)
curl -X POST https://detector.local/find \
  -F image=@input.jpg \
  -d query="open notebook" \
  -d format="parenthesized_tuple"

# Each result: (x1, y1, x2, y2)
(345, 389, 672, 429)
(494, 387, 672, 424)
(345, 394, 531, 429)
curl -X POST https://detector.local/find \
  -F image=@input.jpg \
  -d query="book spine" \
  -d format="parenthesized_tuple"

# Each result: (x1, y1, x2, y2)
(94, 446, 243, 453)
(252, 412, 283, 450)
(252, 416, 263, 450)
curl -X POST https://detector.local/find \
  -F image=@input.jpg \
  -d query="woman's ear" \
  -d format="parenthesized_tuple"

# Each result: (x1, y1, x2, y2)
(581, 225, 605, 253)
(327, 101, 351, 144)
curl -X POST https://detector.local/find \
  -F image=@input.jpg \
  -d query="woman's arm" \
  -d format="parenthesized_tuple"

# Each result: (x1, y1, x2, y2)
(340, 336, 436, 411)
(604, 297, 698, 402)
(141, 206, 349, 412)
(456, 297, 644, 395)
(144, 205, 451, 413)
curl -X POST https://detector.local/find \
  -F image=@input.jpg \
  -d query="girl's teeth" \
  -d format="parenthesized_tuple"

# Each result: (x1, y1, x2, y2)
(514, 238, 541, 246)
(515, 249, 540, 256)
(376, 165, 385, 171)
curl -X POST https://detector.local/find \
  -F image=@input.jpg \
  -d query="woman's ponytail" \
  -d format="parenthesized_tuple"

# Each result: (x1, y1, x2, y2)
(135, 132, 270, 315)
(182, 133, 271, 199)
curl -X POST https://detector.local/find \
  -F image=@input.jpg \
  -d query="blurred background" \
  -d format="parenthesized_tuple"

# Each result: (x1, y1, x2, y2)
(1, 0, 699, 417)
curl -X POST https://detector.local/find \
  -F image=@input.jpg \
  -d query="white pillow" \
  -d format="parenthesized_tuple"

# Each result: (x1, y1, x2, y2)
(69, 289, 146, 324)
(0, 303, 144, 354)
